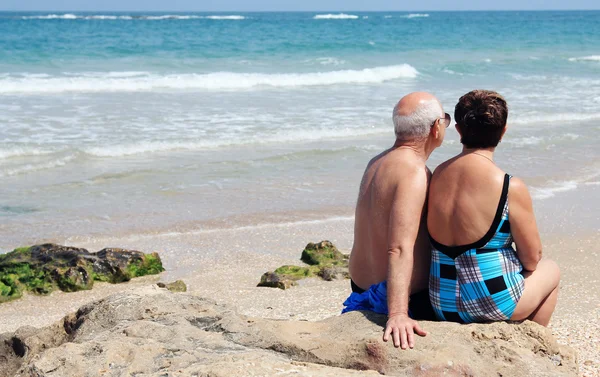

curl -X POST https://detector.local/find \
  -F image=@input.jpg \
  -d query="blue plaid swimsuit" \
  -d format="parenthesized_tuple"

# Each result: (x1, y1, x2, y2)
(429, 174, 525, 323)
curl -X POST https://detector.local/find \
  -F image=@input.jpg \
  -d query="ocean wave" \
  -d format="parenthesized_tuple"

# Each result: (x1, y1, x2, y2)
(504, 133, 581, 147)
(205, 15, 245, 20)
(568, 55, 600, 62)
(313, 14, 359, 19)
(442, 68, 463, 75)
(85, 15, 127, 20)
(316, 57, 346, 66)
(530, 181, 578, 200)
(511, 113, 600, 125)
(21, 14, 244, 20)
(141, 15, 200, 20)
(504, 136, 544, 146)
(0, 65, 418, 94)
(23, 13, 78, 19)
(0, 147, 60, 161)
(83, 127, 391, 157)
(0, 155, 77, 177)
(400, 13, 430, 18)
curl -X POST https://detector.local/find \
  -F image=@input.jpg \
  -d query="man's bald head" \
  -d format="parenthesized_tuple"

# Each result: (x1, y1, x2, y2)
(393, 92, 444, 141)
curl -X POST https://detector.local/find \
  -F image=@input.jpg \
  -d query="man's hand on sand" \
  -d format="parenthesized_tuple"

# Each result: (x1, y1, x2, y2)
(383, 313, 427, 349)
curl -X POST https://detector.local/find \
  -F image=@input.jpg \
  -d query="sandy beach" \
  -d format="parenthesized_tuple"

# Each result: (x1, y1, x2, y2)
(0, 195, 598, 375)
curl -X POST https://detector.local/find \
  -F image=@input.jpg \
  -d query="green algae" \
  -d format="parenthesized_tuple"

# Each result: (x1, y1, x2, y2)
(0, 245, 165, 304)
(300, 241, 348, 267)
(274, 265, 320, 279)
(258, 241, 350, 290)
(0, 281, 10, 296)
(127, 253, 165, 278)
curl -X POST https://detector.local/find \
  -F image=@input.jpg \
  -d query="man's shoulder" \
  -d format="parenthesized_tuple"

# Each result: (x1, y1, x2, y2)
(379, 151, 427, 175)
(370, 153, 428, 191)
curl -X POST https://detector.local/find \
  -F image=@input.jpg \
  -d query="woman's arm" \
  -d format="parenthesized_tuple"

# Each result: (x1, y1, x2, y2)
(508, 178, 542, 272)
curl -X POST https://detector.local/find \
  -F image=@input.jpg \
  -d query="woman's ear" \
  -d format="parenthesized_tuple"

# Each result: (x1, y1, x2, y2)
(455, 123, 463, 138)
(500, 125, 508, 141)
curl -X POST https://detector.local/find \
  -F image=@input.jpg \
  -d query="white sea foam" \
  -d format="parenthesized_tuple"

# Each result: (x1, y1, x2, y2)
(23, 13, 78, 19)
(83, 126, 391, 157)
(0, 65, 418, 94)
(0, 147, 59, 160)
(313, 14, 359, 19)
(204, 15, 245, 20)
(103, 71, 150, 78)
(442, 68, 463, 75)
(504, 136, 544, 146)
(143, 15, 201, 20)
(0, 155, 77, 177)
(85, 15, 119, 20)
(400, 13, 430, 18)
(568, 55, 600, 62)
(384, 15, 393, 18)
(530, 181, 578, 200)
(511, 113, 600, 125)
(316, 57, 346, 66)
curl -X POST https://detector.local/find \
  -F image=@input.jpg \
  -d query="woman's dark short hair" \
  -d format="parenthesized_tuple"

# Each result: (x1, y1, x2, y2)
(454, 90, 508, 148)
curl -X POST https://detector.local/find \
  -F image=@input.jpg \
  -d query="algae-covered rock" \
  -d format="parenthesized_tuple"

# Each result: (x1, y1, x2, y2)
(258, 265, 322, 290)
(301, 240, 348, 266)
(258, 241, 350, 289)
(157, 280, 187, 292)
(258, 271, 298, 290)
(53, 266, 93, 292)
(318, 266, 350, 281)
(0, 243, 164, 303)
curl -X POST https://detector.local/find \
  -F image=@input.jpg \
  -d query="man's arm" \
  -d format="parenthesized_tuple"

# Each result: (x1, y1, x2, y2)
(382, 167, 428, 349)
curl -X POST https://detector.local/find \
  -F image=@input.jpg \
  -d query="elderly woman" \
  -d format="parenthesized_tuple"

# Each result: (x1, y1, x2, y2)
(427, 90, 560, 326)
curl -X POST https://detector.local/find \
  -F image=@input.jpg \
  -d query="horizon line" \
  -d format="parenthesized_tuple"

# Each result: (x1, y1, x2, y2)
(1, 9, 599, 13)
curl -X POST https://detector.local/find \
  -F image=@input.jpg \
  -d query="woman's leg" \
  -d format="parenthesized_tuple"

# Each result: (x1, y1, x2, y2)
(510, 259, 560, 326)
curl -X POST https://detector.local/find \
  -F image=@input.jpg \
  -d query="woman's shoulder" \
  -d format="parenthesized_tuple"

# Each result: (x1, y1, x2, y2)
(507, 176, 534, 206)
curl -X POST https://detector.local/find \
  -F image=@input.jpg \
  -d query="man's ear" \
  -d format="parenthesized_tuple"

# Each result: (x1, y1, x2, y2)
(430, 120, 440, 139)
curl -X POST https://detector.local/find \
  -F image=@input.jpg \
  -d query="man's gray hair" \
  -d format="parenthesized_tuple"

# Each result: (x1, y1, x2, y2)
(393, 99, 443, 140)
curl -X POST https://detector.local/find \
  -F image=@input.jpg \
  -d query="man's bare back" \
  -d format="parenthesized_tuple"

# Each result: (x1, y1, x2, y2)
(349, 148, 431, 293)
(343, 92, 448, 349)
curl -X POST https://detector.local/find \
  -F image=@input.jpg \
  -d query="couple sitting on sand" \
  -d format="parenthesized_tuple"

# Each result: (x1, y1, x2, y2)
(343, 90, 560, 350)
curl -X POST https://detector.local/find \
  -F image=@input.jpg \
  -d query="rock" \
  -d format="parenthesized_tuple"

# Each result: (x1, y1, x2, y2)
(257, 270, 299, 289)
(259, 241, 350, 289)
(53, 266, 93, 292)
(318, 266, 350, 281)
(0, 287, 577, 377)
(157, 280, 187, 292)
(301, 240, 347, 266)
(0, 244, 164, 303)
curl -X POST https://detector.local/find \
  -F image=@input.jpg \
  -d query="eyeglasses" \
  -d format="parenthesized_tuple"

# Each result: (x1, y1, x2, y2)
(431, 113, 451, 128)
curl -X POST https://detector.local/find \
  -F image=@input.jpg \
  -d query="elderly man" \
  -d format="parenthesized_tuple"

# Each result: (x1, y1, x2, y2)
(344, 92, 450, 349)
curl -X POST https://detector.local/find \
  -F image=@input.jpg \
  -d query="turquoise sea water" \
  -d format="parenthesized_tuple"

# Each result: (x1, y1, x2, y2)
(0, 11, 598, 249)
